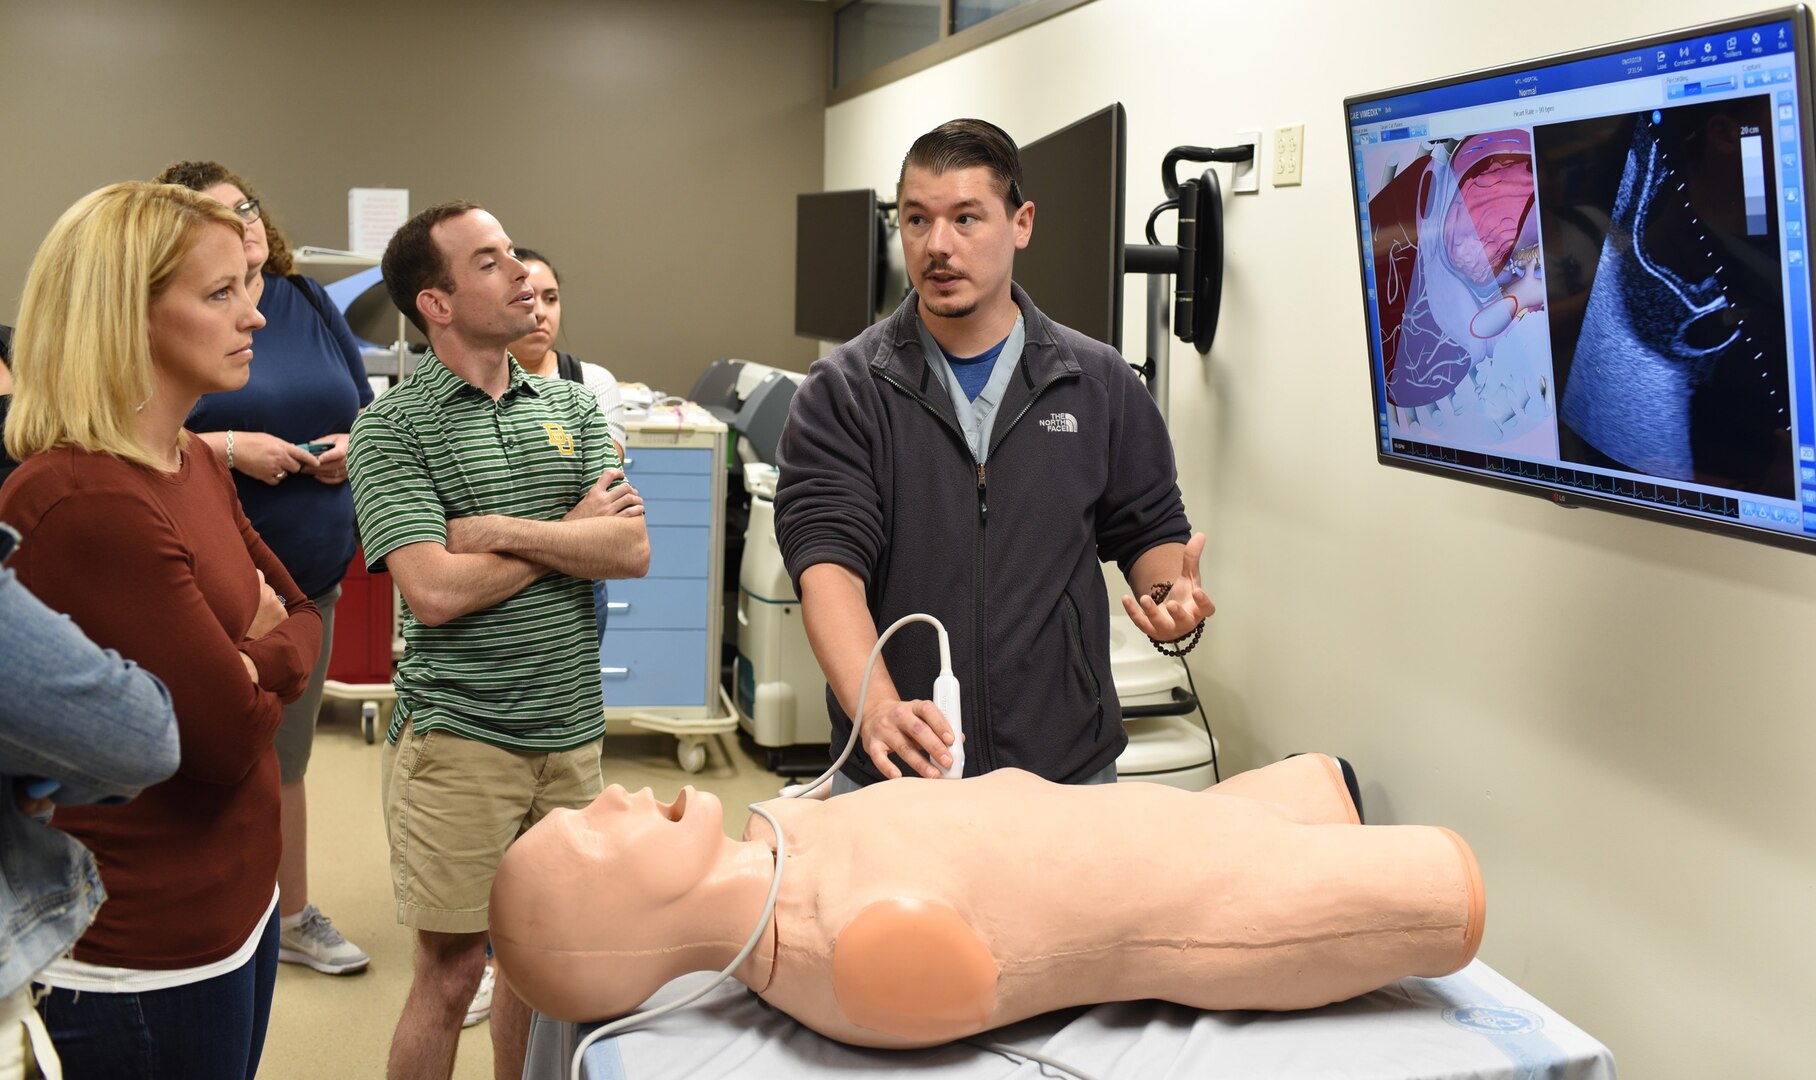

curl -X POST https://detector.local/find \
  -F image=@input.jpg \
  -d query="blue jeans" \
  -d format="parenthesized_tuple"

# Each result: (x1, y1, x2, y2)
(35, 910, 279, 1080)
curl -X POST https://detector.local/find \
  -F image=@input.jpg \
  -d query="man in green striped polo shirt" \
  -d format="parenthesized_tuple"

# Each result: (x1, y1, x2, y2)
(347, 202, 649, 1080)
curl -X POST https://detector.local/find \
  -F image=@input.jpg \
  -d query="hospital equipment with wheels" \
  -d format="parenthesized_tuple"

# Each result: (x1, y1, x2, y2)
(599, 409, 736, 773)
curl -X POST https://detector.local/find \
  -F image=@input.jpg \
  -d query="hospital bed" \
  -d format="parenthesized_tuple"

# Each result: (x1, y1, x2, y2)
(522, 958, 1614, 1079)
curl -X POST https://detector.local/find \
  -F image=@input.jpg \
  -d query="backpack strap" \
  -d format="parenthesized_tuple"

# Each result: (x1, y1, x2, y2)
(555, 352, 586, 384)
(286, 274, 332, 329)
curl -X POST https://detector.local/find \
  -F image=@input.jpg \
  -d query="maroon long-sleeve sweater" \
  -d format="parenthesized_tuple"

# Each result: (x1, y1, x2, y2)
(0, 440, 321, 968)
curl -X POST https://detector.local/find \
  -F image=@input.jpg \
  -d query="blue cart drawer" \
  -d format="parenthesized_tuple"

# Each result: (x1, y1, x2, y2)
(598, 577, 709, 630)
(633, 471, 714, 502)
(599, 629, 710, 707)
(646, 525, 709, 578)
(646, 498, 713, 527)
(624, 447, 712, 474)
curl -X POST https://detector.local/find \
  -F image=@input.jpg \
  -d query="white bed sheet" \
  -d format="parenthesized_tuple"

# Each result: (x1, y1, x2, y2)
(523, 959, 1615, 1080)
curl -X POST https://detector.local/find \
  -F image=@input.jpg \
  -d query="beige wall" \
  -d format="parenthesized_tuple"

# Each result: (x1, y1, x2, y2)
(828, 2, 1816, 1076)
(0, 0, 826, 388)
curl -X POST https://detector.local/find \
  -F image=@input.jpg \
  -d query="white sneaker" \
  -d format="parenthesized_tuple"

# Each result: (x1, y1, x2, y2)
(464, 963, 495, 1028)
(277, 904, 370, 975)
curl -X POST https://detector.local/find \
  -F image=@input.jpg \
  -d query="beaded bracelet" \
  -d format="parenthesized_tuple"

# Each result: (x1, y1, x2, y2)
(1146, 579, 1205, 657)
(225, 429, 236, 470)
(1150, 621, 1204, 657)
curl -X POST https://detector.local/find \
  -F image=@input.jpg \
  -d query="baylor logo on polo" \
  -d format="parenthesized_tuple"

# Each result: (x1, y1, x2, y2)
(1038, 412, 1078, 433)
(541, 422, 576, 456)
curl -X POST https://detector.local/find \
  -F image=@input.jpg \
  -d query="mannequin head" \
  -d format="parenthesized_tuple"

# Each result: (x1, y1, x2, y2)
(491, 784, 759, 1019)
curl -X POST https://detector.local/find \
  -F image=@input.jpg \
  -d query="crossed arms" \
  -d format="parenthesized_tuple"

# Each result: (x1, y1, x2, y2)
(385, 468, 650, 627)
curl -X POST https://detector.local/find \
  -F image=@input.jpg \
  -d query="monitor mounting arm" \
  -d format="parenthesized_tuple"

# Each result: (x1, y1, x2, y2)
(1123, 142, 1254, 417)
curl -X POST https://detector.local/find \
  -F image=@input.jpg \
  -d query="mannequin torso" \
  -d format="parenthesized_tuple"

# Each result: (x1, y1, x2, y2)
(745, 769, 1480, 1047)
(489, 755, 1484, 1051)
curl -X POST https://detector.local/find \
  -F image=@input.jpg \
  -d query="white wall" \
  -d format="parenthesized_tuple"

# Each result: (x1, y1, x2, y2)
(826, 2, 1816, 1075)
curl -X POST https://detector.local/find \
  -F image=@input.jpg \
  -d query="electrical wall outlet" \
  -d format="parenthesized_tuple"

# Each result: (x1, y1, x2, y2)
(1232, 129, 1261, 194)
(1273, 124, 1305, 187)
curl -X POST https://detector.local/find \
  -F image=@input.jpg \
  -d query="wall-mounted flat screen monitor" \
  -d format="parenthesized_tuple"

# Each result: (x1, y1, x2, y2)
(795, 189, 883, 343)
(1017, 103, 1127, 348)
(1345, 8, 1816, 553)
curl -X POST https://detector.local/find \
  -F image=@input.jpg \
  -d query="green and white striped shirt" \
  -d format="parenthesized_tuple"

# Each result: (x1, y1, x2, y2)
(348, 350, 619, 752)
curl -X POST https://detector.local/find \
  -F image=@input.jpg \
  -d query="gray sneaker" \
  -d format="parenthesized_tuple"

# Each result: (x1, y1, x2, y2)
(278, 904, 370, 975)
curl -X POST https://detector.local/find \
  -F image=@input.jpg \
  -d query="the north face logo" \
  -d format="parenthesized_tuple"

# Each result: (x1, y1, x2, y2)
(1038, 412, 1078, 433)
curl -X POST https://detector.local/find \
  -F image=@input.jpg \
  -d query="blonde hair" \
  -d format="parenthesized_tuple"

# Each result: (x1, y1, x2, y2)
(4, 182, 242, 470)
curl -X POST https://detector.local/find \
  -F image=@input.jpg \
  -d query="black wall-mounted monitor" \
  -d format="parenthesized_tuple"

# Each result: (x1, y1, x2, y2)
(1345, 7, 1816, 553)
(1017, 104, 1127, 348)
(795, 189, 885, 343)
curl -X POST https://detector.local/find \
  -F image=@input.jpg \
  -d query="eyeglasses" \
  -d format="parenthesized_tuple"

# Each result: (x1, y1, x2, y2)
(231, 198, 261, 224)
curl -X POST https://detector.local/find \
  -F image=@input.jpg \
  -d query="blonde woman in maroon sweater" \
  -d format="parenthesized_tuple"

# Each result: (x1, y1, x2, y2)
(0, 182, 322, 1080)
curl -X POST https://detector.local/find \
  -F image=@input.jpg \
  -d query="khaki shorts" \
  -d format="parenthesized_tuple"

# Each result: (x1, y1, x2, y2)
(381, 719, 603, 933)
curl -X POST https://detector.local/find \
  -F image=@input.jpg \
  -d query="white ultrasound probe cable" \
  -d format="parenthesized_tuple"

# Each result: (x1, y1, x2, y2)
(568, 614, 1095, 1080)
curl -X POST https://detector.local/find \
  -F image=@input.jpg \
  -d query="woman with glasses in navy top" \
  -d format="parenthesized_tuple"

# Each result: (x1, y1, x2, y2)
(155, 161, 374, 979)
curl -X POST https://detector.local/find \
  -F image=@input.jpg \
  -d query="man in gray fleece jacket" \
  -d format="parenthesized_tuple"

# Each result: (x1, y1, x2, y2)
(775, 118, 1216, 792)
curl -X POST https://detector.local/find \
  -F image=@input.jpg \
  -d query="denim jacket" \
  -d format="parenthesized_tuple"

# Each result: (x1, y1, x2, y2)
(0, 534, 181, 997)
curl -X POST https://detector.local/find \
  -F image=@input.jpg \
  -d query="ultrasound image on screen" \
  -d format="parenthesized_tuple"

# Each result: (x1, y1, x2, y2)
(1534, 96, 1794, 498)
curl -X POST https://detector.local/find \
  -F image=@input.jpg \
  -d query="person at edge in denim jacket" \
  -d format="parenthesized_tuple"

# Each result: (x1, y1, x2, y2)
(0, 522, 181, 1080)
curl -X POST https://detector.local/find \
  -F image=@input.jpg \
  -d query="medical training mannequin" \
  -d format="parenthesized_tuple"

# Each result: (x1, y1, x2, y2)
(489, 754, 1484, 1050)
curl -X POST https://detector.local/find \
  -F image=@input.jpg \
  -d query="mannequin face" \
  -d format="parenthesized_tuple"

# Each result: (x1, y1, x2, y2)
(563, 784, 726, 899)
(492, 784, 739, 1020)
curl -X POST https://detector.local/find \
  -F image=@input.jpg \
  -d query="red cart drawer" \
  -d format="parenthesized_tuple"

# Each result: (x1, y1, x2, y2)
(328, 546, 394, 685)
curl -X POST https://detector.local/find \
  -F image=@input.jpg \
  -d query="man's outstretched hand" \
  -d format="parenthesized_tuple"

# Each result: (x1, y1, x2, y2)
(1123, 532, 1215, 642)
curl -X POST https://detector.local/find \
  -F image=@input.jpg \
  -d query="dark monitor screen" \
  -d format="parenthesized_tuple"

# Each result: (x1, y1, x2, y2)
(1345, 8, 1816, 553)
(1017, 104, 1127, 347)
(795, 189, 882, 343)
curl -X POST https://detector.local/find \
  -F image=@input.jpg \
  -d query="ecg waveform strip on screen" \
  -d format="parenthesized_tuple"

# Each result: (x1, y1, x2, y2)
(1389, 439, 1739, 518)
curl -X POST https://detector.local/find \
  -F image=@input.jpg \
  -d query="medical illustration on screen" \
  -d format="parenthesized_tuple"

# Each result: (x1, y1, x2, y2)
(1365, 129, 1560, 460)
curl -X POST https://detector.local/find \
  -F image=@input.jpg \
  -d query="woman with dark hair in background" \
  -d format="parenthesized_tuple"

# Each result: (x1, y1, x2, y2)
(155, 161, 372, 977)
(507, 248, 626, 447)
(1, 180, 322, 1079)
